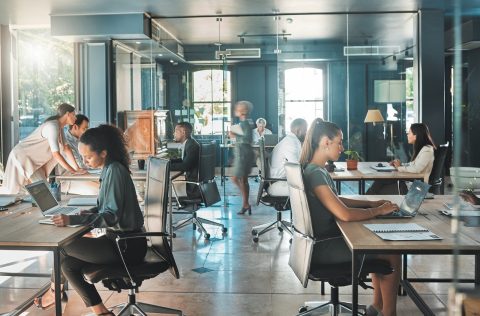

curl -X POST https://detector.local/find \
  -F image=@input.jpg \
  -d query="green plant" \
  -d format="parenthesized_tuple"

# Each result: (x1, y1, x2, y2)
(344, 150, 363, 161)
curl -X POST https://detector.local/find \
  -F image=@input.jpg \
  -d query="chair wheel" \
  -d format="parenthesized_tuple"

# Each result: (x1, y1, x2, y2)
(204, 233, 210, 240)
(253, 237, 259, 243)
(172, 233, 177, 238)
(251, 230, 257, 236)
(221, 227, 228, 233)
(299, 306, 308, 313)
(289, 238, 292, 244)
(277, 227, 283, 232)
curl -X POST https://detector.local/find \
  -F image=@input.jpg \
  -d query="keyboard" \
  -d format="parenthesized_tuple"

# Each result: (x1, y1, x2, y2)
(46, 206, 78, 216)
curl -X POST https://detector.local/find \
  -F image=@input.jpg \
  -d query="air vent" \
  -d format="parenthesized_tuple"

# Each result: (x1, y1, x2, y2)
(151, 20, 184, 59)
(215, 48, 261, 59)
(344, 46, 400, 56)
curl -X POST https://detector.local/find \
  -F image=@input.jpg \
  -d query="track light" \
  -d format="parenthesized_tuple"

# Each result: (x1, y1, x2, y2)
(405, 50, 409, 57)
(392, 55, 397, 61)
(240, 37, 245, 44)
(382, 59, 386, 65)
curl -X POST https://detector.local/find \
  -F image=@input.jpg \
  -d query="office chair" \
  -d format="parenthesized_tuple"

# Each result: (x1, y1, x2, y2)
(172, 141, 227, 240)
(284, 162, 393, 316)
(82, 157, 183, 316)
(428, 142, 449, 195)
(252, 137, 291, 243)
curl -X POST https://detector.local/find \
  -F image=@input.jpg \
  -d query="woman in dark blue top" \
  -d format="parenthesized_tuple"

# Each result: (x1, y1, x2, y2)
(300, 118, 401, 316)
(34, 125, 146, 316)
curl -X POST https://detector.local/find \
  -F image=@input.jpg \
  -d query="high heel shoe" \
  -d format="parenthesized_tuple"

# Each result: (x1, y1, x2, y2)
(237, 206, 251, 215)
(33, 287, 68, 310)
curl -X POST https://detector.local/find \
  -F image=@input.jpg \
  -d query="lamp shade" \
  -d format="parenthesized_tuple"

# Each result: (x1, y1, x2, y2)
(364, 109, 385, 124)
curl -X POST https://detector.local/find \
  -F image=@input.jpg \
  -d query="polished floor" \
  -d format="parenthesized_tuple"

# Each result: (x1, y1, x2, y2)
(0, 178, 475, 316)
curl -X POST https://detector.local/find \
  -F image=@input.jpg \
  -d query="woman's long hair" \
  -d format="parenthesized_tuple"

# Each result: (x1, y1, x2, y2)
(410, 123, 436, 161)
(80, 124, 131, 172)
(44, 103, 75, 122)
(299, 118, 341, 166)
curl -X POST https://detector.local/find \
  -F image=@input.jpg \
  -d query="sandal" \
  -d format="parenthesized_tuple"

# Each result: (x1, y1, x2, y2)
(33, 287, 68, 310)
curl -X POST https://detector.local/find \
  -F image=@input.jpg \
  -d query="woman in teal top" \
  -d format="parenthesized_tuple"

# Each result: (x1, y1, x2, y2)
(34, 125, 146, 316)
(230, 101, 254, 215)
(300, 118, 401, 316)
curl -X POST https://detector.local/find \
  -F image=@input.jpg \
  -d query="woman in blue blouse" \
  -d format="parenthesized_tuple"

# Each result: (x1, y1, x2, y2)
(34, 125, 146, 316)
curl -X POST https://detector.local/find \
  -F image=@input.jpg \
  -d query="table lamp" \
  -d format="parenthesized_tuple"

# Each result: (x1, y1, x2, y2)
(364, 109, 384, 126)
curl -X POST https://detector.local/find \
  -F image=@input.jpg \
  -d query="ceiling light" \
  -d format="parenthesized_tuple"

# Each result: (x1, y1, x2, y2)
(158, 53, 163, 57)
(135, 41, 141, 44)
(286, 18, 293, 24)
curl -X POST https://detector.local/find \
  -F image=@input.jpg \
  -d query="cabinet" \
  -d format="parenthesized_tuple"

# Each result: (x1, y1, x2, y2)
(119, 110, 169, 159)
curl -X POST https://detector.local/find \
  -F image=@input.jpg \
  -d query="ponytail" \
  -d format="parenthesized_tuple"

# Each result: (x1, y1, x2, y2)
(299, 119, 341, 166)
(45, 103, 75, 122)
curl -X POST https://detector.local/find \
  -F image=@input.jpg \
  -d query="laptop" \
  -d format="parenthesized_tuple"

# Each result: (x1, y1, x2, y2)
(263, 134, 278, 146)
(25, 180, 91, 218)
(371, 162, 397, 172)
(377, 180, 431, 218)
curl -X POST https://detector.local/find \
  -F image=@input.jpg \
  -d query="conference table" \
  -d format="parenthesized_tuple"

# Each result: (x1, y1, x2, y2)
(0, 198, 90, 316)
(330, 161, 425, 194)
(337, 195, 480, 315)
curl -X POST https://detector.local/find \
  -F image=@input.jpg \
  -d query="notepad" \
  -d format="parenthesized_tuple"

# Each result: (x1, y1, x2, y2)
(364, 223, 442, 241)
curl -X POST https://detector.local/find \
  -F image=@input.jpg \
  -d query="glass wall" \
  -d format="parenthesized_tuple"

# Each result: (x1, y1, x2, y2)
(14, 28, 74, 140)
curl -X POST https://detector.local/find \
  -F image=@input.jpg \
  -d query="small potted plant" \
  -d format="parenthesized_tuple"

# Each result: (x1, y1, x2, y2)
(344, 150, 362, 170)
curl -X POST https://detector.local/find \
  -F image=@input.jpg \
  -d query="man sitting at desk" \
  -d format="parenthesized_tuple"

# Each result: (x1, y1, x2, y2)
(171, 122, 201, 198)
(267, 118, 308, 196)
(62, 114, 100, 195)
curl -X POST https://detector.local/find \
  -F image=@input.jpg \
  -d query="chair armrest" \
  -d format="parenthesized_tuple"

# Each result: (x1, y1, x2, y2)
(116, 231, 170, 241)
(114, 231, 170, 286)
(170, 172, 184, 180)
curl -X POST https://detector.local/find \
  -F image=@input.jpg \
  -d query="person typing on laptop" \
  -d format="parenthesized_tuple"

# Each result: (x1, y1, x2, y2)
(301, 119, 401, 316)
(367, 123, 435, 195)
(33, 125, 146, 316)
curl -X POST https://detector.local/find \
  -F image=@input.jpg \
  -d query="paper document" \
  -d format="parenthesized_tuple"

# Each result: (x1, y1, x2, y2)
(230, 124, 244, 136)
(364, 223, 442, 241)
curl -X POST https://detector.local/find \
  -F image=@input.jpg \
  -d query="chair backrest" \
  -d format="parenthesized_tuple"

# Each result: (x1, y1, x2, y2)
(258, 137, 270, 179)
(198, 141, 216, 182)
(145, 157, 179, 278)
(285, 162, 315, 288)
(429, 142, 449, 185)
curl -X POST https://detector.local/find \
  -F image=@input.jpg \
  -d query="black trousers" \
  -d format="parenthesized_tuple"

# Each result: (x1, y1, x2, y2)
(52, 235, 147, 307)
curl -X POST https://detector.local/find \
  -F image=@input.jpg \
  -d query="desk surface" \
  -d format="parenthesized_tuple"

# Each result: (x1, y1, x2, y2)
(330, 162, 425, 181)
(0, 199, 89, 249)
(337, 195, 480, 252)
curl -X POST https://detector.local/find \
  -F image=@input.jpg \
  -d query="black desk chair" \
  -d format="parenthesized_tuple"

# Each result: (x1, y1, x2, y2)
(285, 162, 393, 316)
(429, 142, 449, 195)
(173, 141, 227, 240)
(252, 138, 291, 243)
(82, 157, 183, 316)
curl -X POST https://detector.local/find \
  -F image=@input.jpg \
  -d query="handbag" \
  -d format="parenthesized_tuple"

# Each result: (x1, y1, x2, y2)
(199, 181, 221, 207)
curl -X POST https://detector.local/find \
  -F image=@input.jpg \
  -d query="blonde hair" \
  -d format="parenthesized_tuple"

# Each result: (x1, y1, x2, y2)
(299, 118, 340, 166)
(235, 100, 253, 115)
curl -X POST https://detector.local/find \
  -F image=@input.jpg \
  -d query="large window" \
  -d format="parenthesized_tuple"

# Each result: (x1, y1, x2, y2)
(15, 28, 74, 140)
(193, 69, 231, 135)
(284, 67, 324, 129)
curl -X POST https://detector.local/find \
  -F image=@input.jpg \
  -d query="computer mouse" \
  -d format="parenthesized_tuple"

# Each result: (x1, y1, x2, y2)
(377, 163, 384, 167)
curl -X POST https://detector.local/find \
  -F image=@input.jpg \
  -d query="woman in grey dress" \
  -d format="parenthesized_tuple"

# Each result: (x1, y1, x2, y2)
(230, 101, 254, 215)
(300, 118, 401, 316)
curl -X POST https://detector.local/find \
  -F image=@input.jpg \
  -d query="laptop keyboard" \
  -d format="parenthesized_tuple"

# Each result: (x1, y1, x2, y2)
(48, 206, 78, 215)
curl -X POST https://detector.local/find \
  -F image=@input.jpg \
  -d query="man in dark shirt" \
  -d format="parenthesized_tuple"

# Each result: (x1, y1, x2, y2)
(171, 122, 200, 198)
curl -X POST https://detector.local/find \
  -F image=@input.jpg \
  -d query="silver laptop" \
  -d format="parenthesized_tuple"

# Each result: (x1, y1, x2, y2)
(25, 180, 86, 217)
(377, 180, 431, 218)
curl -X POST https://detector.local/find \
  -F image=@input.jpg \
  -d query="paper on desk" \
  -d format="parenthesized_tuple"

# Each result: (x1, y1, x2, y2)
(376, 231, 442, 241)
(230, 124, 244, 136)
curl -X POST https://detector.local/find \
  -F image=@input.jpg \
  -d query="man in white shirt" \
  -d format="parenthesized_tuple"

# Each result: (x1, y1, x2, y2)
(267, 118, 308, 196)
(252, 117, 272, 143)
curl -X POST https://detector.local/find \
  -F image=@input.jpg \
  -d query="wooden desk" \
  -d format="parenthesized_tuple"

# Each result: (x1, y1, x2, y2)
(337, 195, 480, 315)
(0, 200, 90, 316)
(331, 162, 425, 194)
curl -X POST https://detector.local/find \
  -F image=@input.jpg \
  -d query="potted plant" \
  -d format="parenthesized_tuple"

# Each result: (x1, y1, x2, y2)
(344, 150, 362, 170)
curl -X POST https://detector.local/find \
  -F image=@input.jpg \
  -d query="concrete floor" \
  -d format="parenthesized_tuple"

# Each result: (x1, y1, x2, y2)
(0, 178, 474, 316)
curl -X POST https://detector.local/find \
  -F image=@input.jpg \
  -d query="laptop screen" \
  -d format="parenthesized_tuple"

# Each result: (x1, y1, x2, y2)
(399, 180, 431, 214)
(25, 181, 58, 212)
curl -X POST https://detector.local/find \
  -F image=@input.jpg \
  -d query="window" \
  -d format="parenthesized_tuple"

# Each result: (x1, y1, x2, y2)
(193, 69, 231, 135)
(405, 67, 415, 130)
(15, 28, 74, 140)
(284, 67, 324, 128)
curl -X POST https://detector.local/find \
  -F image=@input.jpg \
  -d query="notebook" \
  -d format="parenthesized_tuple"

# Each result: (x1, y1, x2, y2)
(370, 162, 397, 172)
(364, 223, 442, 241)
(377, 180, 431, 218)
(25, 180, 94, 221)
